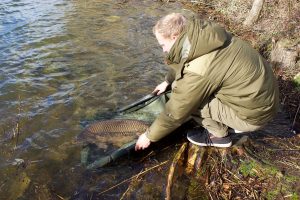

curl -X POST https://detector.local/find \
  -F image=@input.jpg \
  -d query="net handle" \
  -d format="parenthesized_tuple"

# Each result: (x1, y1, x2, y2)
(117, 93, 158, 113)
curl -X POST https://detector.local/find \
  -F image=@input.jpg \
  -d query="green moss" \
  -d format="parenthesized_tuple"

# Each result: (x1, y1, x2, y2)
(262, 173, 299, 199)
(291, 192, 299, 200)
(285, 175, 298, 183)
(187, 177, 208, 200)
(266, 189, 280, 200)
(293, 73, 300, 90)
(263, 165, 282, 177)
(239, 160, 257, 177)
(231, 159, 238, 165)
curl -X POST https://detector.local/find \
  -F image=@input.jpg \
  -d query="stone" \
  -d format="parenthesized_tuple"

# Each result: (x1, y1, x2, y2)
(270, 38, 299, 69)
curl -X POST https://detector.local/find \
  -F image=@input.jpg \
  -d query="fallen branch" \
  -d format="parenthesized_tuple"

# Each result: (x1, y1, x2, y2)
(243, 0, 264, 27)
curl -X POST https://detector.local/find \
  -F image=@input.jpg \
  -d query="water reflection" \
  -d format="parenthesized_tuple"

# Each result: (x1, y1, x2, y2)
(0, 0, 183, 198)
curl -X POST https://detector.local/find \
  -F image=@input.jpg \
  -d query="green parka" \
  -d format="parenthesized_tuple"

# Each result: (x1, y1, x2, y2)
(146, 16, 279, 142)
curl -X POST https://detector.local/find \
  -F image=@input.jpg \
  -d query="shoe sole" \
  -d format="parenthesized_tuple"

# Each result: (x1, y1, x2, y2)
(228, 129, 244, 134)
(187, 137, 232, 148)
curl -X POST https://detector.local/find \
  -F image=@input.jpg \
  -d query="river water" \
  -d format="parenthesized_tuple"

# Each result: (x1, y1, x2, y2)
(0, 0, 185, 199)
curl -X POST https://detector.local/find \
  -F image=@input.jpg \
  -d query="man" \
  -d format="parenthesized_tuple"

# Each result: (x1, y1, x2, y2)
(135, 13, 279, 150)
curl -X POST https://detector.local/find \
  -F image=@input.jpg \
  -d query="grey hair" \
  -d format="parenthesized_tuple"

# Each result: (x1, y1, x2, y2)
(153, 13, 187, 39)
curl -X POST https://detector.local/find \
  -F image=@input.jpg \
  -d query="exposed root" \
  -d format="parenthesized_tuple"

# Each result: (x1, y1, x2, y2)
(180, 133, 299, 199)
(166, 142, 187, 200)
(185, 143, 200, 174)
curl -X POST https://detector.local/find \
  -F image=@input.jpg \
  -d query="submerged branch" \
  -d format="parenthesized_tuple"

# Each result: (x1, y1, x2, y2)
(94, 160, 168, 195)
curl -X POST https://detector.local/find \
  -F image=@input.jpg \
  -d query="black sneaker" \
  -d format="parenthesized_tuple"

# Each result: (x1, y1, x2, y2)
(187, 129, 232, 148)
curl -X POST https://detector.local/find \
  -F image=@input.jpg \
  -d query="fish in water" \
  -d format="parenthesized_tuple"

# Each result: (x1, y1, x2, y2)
(78, 119, 149, 149)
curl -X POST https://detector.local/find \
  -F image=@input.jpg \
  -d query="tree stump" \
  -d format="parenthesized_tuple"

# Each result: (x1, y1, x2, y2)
(271, 38, 299, 69)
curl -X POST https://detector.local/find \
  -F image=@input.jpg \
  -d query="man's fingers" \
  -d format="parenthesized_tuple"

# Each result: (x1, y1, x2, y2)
(135, 142, 141, 150)
(135, 143, 142, 151)
(135, 143, 146, 151)
(135, 132, 151, 151)
(152, 89, 159, 94)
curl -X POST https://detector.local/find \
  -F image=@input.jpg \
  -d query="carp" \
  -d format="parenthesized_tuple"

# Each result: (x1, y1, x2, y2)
(78, 119, 149, 149)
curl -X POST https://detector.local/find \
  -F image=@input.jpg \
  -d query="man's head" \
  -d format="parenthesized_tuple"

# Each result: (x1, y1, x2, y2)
(153, 13, 187, 53)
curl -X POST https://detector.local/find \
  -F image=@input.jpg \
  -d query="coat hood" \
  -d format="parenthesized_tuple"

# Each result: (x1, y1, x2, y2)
(165, 16, 232, 74)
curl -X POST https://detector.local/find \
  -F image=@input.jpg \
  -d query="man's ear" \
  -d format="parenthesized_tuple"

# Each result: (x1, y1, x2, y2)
(171, 35, 178, 41)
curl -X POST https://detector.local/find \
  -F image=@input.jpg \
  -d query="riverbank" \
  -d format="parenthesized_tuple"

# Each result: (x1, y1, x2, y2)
(153, 1, 300, 199)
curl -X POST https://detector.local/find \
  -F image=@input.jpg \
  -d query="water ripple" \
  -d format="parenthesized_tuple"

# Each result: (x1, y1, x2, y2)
(0, 0, 182, 197)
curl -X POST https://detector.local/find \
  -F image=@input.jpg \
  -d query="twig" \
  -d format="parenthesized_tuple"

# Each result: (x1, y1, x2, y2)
(120, 169, 143, 200)
(94, 160, 168, 195)
(55, 193, 65, 200)
(223, 176, 237, 184)
(277, 160, 300, 171)
(292, 102, 300, 129)
(120, 185, 131, 200)
(225, 169, 242, 181)
(215, 191, 221, 200)
(269, 149, 300, 151)
(166, 143, 187, 200)
(139, 151, 155, 163)
(14, 95, 22, 148)
(208, 191, 213, 200)
(0, 182, 5, 191)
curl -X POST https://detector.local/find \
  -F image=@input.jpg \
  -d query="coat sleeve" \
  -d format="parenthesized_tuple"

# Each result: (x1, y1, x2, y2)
(146, 71, 218, 142)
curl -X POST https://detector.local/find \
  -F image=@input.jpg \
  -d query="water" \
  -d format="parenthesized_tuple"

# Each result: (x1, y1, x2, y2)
(0, 0, 185, 199)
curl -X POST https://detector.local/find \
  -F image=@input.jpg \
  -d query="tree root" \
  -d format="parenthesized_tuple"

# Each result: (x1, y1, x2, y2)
(181, 135, 292, 199)
(166, 142, 187, 200)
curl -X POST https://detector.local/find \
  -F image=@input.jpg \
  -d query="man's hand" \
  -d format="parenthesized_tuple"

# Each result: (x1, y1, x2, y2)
(135, 132, 151, 151)
(152, 81, 169, 95)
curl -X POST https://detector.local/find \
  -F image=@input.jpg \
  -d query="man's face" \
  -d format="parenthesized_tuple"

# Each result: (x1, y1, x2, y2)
(155, 32, 178, 53)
